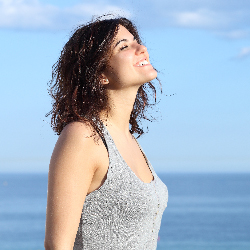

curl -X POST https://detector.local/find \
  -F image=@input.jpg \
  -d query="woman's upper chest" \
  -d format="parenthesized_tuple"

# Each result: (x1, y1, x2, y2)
(88, 129, 154, 195)
(117, 136, 154, 183)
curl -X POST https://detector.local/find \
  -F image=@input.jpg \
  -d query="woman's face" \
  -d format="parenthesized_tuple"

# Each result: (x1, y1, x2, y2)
(103, 25, 157, 89)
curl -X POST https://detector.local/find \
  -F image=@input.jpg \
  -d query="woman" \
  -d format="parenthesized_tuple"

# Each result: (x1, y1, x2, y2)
(45, 16, 168, 250)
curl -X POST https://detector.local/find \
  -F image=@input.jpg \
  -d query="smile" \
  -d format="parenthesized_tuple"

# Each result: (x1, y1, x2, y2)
(134, 58, 150, 67)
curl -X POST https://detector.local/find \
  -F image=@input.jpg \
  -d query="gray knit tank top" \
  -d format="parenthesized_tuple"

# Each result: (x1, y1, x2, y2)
(73, 125, 168, 250)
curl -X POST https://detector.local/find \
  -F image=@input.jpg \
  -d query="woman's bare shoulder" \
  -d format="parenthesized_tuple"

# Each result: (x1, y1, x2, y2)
(60, 121, 97, 139)
(51, 121, 105, 172)
(59, 121, 103, 147)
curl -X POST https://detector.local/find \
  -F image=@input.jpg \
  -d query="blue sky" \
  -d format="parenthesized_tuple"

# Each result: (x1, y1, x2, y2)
(0, 0, 249, 173)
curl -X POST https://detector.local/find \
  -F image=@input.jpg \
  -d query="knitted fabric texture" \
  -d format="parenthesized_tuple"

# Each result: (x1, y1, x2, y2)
(73, 126, 168, 249)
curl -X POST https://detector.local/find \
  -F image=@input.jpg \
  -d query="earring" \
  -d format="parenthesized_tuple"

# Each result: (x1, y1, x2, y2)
(104, 79, 109, 83)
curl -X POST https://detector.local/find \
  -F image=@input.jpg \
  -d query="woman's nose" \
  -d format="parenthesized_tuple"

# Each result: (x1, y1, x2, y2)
(135, 44, 147, 54)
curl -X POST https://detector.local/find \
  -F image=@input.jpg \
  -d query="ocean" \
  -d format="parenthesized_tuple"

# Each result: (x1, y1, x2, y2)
(0, 173, 249, 250)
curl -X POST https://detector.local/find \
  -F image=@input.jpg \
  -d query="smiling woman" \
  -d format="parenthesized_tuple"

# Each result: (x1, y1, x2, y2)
(103, 25, 158, 90)
(44, 16, 168, 250)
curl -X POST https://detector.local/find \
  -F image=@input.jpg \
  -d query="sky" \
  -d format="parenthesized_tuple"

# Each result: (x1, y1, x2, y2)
(0, 0, 249, 173)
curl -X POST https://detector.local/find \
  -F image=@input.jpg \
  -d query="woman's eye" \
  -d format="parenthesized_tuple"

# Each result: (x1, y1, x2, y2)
(120, 45, 128, 51)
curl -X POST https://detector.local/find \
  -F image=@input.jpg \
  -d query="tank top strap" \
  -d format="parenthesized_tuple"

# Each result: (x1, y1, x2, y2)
(100, 124, 156, 184)
(100, 124, 119, 165)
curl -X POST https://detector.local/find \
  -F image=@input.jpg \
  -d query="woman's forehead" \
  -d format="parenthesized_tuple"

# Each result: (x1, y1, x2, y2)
(113, 25, 133, 44)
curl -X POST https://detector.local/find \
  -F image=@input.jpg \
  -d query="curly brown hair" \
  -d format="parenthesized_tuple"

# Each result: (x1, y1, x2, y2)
(46, 16, 159, 137)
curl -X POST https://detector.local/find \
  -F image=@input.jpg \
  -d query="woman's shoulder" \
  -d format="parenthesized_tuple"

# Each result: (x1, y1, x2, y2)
(61, 121, 95, 138)
(53, 121, 105, 166)
(59, 121, 102, 146)
(51, 122, 107, 176)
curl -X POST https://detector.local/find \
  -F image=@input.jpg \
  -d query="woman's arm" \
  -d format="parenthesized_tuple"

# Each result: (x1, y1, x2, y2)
(44, 122, 101, 250)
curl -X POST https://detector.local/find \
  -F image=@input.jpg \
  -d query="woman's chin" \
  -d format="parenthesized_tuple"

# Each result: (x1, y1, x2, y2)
(147, 70, 158, 82)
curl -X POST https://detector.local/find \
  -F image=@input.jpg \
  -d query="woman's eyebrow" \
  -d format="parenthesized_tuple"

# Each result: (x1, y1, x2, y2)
(114, 36, 136, 48)
(114, 39, 128, 48)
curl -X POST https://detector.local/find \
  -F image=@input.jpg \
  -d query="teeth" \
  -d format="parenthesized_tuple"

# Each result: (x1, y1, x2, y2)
(138, 59, 149, 66)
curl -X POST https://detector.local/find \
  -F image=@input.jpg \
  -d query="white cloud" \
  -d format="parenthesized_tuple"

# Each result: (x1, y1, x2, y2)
(236, 47, 250, 59)
(0, 0, 130, 30)
(215, 30, 250, 39)
(0, 0, 250, 38)
(170, 9, 228, 29)
(130, 0, 250, 38)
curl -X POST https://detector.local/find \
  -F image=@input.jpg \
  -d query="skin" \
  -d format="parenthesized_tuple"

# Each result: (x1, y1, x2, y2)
(44, 25, 157, 250)
(103, 25, 157, 89)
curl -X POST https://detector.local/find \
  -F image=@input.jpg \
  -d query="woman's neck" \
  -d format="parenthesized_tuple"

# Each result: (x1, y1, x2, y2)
(100, 86, 139, 136)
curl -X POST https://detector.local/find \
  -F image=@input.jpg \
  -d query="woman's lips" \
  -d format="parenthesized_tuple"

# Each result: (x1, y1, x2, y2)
(134, 57, 150, 67)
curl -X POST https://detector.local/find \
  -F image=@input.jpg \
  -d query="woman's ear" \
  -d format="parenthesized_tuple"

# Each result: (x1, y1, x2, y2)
(100, 74, 109, 85)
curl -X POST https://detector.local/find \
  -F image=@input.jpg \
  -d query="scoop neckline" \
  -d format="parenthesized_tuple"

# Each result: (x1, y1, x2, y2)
(103, 125, 155, 185)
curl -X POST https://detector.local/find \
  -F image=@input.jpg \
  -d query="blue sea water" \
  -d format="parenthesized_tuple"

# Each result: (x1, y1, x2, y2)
(0, 173, 249, 250)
